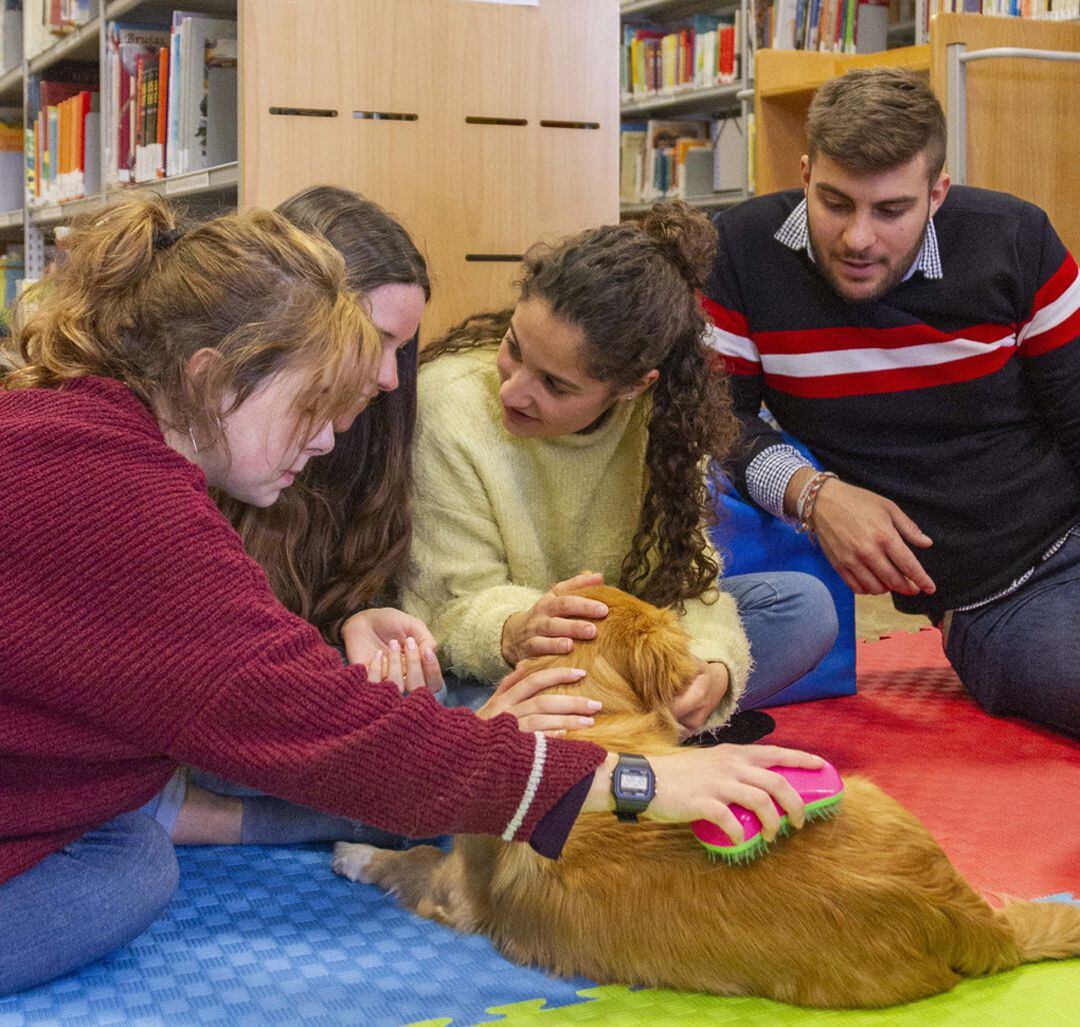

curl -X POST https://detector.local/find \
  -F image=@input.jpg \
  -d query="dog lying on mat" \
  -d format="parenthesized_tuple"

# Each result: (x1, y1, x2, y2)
(333, 585, 1080, 1008)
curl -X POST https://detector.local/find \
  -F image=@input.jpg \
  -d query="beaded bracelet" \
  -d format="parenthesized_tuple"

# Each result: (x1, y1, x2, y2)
(796, 470, 838, 545)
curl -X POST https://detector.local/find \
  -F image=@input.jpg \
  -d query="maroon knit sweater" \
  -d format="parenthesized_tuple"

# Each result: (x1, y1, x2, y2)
(0, 376, 605, 884)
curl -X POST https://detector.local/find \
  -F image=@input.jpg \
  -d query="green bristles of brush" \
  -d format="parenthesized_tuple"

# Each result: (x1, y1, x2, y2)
(701, 793, 844, 865)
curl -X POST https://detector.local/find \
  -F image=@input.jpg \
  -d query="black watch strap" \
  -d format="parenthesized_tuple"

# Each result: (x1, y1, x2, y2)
(611, 752, 655, 823)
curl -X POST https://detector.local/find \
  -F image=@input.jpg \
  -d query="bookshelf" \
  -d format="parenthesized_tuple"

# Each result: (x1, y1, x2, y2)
(0, 0, 242, 290)
(0, 0, 618, 345)
(620, 0, 750, 216)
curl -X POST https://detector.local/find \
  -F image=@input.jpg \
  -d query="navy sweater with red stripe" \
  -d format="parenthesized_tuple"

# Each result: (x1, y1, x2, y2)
(705, 186, 1080, 620)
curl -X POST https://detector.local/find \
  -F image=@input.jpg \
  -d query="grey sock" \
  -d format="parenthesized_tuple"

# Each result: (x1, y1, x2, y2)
(239, 795, 411, 847)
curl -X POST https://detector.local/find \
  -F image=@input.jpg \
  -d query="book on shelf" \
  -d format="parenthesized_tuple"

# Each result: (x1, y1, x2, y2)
(755, 0, 915, 52)
(23, 0, 92, 61)
(104, 12, 238, 190)
(621, 12, 741, 102)
(202, 35, 238, 171)
(923, 0, 1079, 29)
(106, 22, 170, 187)
(713, 113, 745, 194)
(622, 117, 747, 205)
(25, 67, 99, 206)
(0, 117, 20, 210)
(620, 122, 647, 203)
(169, 13, 237, 178)
(0, 244, 24, 331)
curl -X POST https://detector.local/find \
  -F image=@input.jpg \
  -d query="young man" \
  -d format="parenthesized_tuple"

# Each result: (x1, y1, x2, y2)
(705, 68, 1080, 737)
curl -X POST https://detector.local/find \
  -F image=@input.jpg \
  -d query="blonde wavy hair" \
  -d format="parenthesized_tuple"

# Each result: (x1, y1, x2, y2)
(4, 193, 379, 449)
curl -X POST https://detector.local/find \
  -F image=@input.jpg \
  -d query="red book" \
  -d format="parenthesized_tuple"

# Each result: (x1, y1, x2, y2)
(156, 45, 169, 175)
(77, 91, 92, 182)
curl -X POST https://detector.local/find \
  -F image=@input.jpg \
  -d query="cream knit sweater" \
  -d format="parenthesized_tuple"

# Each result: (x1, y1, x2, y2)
(405, 346, 750, 726)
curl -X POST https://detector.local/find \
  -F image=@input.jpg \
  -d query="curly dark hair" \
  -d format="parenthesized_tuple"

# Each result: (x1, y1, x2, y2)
(422, 201, 738, 610)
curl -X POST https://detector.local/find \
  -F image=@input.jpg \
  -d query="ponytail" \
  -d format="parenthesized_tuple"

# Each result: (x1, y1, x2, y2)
(448, 200, 738, 608)
(7, 194, 182, 389)
(5, 193, 379, 453)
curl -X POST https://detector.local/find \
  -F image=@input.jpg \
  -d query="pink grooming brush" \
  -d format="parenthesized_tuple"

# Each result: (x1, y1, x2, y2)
(692, 760, 844, 864)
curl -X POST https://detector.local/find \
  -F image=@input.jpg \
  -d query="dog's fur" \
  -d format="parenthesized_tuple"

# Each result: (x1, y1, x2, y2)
(335, 586, 1080, 1008)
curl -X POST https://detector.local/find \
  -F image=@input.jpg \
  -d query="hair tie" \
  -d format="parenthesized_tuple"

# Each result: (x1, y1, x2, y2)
(153, 226, 183, 252)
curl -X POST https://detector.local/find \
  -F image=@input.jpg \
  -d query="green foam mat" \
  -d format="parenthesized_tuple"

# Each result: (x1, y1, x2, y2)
(459, 959, 1079, 1025)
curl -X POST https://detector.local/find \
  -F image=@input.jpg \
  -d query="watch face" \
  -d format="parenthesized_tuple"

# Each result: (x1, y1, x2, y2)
(619, 768, 651, 797)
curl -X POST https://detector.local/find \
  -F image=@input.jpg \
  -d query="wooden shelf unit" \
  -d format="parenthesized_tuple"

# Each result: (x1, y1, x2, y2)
(931, 13, 1080, 255)
(242, 0, 619, 343)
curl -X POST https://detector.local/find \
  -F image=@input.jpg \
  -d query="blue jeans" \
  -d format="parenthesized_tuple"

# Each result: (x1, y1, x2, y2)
(442, 571, 839, 714)
(0, 813, 179, 995)
(723, 571, 838, 708)
(944, 527, 1080, 737)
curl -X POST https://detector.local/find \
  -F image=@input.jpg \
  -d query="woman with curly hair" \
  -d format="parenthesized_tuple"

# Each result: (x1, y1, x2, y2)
(406, 202, 838, 735)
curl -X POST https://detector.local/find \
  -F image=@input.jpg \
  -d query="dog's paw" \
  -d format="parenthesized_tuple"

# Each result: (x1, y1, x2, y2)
(333, 842, 378, 883)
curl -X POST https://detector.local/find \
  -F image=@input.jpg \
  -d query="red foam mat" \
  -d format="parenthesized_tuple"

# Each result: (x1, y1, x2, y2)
(768, 627, 1080, 899)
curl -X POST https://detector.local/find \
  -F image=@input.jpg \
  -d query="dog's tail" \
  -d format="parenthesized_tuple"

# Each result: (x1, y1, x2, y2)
(945, 897, 1080, 981)
(997, 899, 1080, 964)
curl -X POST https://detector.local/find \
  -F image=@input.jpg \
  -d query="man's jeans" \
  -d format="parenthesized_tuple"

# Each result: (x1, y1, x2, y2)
(944, 526, 1080, 737)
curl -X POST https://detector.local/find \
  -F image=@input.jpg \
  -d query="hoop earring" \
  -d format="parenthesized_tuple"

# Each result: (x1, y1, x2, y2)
(188, 426, 200, 455)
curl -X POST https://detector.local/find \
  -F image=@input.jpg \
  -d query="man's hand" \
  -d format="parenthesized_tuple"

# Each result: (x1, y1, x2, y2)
(670, 658, 729, 735)
(810, 479, 935, 596)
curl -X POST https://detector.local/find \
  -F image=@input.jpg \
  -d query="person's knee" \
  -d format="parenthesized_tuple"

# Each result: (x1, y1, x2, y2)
(969, 673, 1078, 737)
(781, 573, 839, 659)
(115, 814, 179, 930)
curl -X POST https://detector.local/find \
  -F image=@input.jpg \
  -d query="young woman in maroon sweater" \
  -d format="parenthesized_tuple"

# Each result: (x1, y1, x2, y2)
(0, 195, 822, 995)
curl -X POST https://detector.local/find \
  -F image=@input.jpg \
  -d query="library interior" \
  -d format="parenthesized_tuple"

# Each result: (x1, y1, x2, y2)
(0, 1, 1078, 1024)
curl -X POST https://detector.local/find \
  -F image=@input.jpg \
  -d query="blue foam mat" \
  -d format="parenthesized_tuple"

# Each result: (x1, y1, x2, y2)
(2, 847, 1076, 1027)
(0, 845, 591, 1027)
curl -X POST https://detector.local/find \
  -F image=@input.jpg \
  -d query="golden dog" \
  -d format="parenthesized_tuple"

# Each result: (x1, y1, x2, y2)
(334, 585, 1080, 1008)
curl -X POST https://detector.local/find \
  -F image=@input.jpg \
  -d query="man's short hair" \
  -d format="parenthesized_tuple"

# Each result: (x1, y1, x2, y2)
(806, 68, 947, 182)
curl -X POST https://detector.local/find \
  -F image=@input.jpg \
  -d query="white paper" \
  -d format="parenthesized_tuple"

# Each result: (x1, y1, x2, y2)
(460, 0, 538, 6)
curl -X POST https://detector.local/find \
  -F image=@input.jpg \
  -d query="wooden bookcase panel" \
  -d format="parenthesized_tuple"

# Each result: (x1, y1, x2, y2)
(241, 0, 619, 341)
(931, 13, 1080, 256)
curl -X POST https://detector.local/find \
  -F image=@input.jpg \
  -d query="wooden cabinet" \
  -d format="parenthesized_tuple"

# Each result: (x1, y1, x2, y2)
(241, 0, 619, 342)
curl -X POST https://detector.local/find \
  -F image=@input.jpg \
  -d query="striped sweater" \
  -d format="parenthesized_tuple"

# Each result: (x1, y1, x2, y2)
(0, 377, 605, 884)
(704, 186, 1080, 620)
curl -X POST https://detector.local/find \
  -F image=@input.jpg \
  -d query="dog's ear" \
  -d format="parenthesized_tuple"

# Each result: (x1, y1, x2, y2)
(580, 586, 698, 712)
